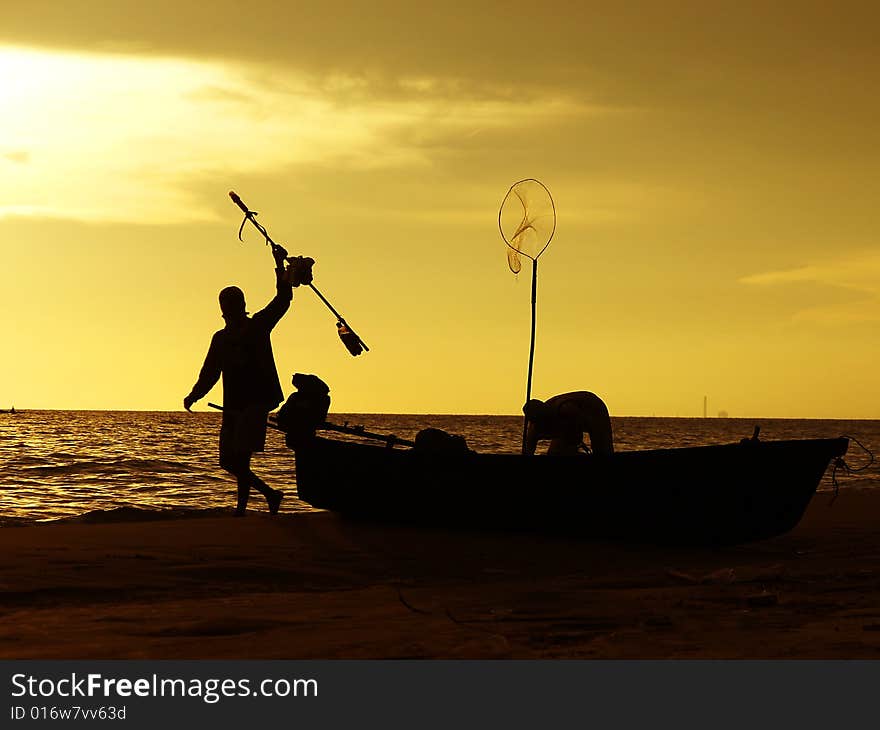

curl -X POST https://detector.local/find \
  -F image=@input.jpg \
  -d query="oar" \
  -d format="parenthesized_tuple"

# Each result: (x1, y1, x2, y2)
(313, 421, 415, 448)
(229, 191, 369, 356)
(207, 403, 413, 448)
(208, 403, 284, 433)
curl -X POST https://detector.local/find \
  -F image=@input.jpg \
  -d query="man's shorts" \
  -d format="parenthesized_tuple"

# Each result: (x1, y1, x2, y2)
(219, 406, 269, 465)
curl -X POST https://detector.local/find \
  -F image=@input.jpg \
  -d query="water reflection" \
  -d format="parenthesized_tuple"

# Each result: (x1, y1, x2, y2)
(0, 410, 876, 523)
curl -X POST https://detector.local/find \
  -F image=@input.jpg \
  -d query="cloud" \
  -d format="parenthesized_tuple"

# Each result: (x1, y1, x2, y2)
(740, 252, 880, 292)
(4, 2, 878, 98)
(739, 251, 880, 323)
(0, 46, 596, 225)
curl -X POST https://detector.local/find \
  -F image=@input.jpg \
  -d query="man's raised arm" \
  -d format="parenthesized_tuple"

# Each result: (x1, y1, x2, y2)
(254, 244, 299, 330)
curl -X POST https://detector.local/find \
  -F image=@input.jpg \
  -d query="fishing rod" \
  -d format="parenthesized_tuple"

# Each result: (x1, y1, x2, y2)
(229, 191, 369, 357)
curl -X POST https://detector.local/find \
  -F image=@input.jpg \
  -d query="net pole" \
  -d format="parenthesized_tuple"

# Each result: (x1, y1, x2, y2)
(521, 257, 538, 455)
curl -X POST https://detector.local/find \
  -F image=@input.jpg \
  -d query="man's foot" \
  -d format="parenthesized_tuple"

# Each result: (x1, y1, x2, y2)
(267, 490, 284, 516)
(233, 508, 246, 517)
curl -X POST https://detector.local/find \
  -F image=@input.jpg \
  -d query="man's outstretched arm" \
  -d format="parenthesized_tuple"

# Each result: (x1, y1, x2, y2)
(183, 335, 222, 411)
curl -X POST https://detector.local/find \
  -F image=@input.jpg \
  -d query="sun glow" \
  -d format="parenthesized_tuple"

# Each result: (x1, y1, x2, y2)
(0, 47, 423, 224)
(1, 47, 246, 222)
(0, 46, 590, 226)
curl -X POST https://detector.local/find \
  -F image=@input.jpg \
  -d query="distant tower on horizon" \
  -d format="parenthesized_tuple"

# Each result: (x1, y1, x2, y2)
(703, 395, 707, 418)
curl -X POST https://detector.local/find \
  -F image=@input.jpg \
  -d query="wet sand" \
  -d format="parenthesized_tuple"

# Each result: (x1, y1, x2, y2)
(1, 490, 879, 659)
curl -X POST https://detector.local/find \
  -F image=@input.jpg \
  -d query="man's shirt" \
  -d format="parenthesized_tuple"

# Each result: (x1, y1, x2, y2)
(189, 273, 293, 410)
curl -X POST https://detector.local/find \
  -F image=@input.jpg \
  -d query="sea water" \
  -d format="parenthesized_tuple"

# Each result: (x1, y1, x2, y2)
(0, 410, 876, 525)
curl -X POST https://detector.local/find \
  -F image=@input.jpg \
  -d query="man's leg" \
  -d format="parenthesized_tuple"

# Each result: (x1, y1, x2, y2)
(221, 407, 283, 515)
(228, 453, 281, 515)
(223, 451, 254, 515)
(241, 406, 283, 514)
(220, 414, 250, 514)
(235, 453, 251, 514)
(241, 470, 283, 515)
(248, 469, 275, 501)
(259, 476, 284, 515)
(235, 454, 283, 514)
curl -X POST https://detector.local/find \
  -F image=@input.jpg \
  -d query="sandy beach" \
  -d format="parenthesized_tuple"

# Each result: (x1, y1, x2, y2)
(1, 489, 879, 659)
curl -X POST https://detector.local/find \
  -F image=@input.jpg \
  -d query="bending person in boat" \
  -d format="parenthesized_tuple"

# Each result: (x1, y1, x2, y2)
(523, 391, 614, 456)
(183, 243, 297, 516)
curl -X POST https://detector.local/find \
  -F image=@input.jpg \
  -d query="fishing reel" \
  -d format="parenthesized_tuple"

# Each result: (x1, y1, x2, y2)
(270, 243, 313, 288)
(284, 255, 315, 288)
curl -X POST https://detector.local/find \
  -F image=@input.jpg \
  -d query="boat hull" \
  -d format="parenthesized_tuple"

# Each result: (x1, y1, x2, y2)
(293, 436, 849, 545)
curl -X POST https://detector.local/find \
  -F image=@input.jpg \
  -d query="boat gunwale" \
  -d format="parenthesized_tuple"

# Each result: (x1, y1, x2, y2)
(297, 434, 850, 461)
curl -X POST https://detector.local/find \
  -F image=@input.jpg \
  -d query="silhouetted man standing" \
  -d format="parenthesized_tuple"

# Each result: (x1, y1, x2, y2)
(184, 243, 293, 516)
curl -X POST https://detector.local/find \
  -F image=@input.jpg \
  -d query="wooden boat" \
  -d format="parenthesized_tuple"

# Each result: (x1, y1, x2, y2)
(291, 433, 849, 545)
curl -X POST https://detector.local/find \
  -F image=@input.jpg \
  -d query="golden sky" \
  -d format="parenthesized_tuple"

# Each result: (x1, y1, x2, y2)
(1, 2, 878, 417)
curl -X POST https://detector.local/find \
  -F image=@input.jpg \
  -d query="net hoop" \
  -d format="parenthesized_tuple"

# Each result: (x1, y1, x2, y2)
(498, 178, 556, 273)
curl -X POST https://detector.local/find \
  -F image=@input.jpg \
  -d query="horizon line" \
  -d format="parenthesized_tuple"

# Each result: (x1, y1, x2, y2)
(5, 408, 879, 421)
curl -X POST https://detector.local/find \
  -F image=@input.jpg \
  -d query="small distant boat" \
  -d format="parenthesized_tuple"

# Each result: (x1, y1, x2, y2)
(290, 433, 848, 545)
(0, 407, 16, 415)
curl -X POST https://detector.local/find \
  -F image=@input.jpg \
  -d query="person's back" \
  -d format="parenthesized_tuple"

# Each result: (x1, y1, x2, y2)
(523, 391, 614, 456)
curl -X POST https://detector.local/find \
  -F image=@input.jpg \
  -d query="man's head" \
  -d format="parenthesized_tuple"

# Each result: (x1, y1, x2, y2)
(219, 286, 247, 321)
(523, 398, 548, 423)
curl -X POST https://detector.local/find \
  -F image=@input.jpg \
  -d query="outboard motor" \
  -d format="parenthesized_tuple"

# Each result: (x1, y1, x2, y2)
(277, 373, 331, 448)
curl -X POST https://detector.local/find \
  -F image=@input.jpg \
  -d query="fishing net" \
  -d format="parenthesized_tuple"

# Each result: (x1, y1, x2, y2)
(498, 178, 556, 273)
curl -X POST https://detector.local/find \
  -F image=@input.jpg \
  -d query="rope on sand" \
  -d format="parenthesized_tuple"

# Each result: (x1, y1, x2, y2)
(396, 587, 431, 615)
(396, 587, 510, 649)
